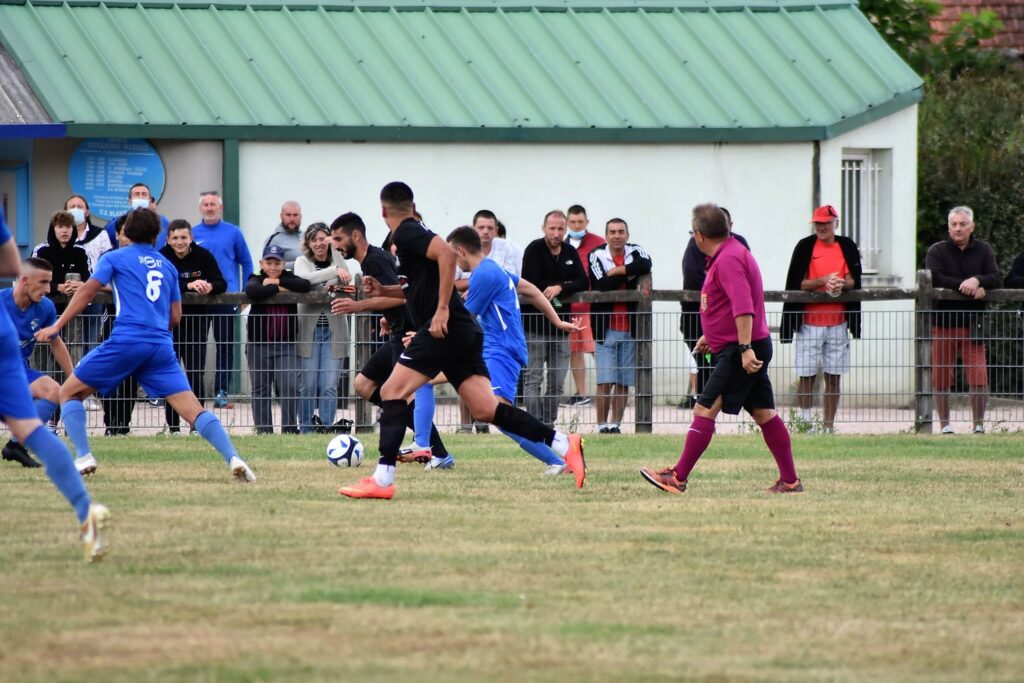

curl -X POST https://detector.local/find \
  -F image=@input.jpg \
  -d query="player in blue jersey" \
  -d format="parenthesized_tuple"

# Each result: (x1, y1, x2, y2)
(0, 209, 109, 561)
(1, 257, 75, 468)
(35, 208, 256, 483)
(446, 226, 586, 481)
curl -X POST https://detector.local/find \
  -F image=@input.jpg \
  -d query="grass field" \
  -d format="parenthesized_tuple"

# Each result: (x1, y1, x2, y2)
(1, 433, 1022, 682)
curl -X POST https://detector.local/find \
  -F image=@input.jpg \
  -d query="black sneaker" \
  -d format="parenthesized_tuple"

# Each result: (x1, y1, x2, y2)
(599, 426, 610, 434)
(473, 423, 490, 434)
(2, 440, 41, 468)
(608, 426, 621, 434)
(568, 395, 592, 406)
(332, 418, 353, 434)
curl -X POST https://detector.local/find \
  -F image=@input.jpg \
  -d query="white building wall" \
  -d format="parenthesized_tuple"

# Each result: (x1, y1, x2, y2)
(240, 121, 917, 410)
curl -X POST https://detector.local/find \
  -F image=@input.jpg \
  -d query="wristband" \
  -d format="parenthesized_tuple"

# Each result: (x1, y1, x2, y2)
(738, 343, 753, 353)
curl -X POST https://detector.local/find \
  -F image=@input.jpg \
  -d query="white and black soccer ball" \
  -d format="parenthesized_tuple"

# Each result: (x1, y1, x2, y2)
(326, 434, 364, 468)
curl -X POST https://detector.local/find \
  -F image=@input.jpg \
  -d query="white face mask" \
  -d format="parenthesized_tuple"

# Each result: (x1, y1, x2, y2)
(69, 208, 86, 225)
(131, 198, 150, 210)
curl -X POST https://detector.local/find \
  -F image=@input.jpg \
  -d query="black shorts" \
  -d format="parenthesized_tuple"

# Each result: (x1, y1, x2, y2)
(698, 337, 775, 415)
(359, 337, 402, 386)
(399, 326, 489, 392)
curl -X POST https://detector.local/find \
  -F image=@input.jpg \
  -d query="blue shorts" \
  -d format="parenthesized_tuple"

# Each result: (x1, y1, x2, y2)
(24, 366, 46, 385)
(75, 337, 190, 398)
(485, 352, 523, 403)
(0, 333, 40, 420)
(596, 330, 637, 387)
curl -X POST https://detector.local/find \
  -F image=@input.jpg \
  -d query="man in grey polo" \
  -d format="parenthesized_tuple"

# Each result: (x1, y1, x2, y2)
(263, 201, 303, 269)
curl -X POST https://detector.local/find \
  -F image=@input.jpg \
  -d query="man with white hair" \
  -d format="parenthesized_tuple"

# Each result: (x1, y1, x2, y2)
(192, 191, 253, 408)
(924, 206, 1001, 434)
(263, 201, 303, 269)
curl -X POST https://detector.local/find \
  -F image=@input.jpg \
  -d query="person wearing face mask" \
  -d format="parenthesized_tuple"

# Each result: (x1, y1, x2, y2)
(159, 220, 227, 434)
(293, 222, 352, 434)
(64, 195, 113, 374)
(102, 183, 170, 249)
(563, 204, 605, 408)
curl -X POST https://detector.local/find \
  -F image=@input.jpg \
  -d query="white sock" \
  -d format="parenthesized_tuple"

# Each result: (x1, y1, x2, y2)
(373, 464, 395, 487)
(551, 431, 569, 457)
(800, 408, 812, 422)
(610, 423, 620, 431)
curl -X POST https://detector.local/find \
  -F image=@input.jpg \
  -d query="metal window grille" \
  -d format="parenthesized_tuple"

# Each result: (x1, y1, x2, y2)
(841, 154, 883, 273)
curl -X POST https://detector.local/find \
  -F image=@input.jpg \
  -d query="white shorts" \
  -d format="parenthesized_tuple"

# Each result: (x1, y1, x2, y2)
(794, 322, 850, 377)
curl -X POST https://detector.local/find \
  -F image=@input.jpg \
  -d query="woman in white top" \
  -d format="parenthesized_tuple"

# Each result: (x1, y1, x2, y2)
(294, 223, 352, 433)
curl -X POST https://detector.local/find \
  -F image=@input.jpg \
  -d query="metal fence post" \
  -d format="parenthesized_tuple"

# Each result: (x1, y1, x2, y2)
(635, 274, 653, 434)
(915, 269, 934, 433)
(351, 274, 375, 434)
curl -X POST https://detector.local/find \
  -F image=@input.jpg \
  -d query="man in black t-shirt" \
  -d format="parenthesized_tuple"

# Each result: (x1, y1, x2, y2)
(336, 183, 586, 499)
(329, 213, 451, 464)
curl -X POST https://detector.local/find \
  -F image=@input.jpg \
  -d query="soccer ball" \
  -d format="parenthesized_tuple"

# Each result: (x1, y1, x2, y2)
(326, 434, 364, 467)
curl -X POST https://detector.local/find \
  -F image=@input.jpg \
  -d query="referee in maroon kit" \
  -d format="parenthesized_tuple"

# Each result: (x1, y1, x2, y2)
(641, 204, 802, 494)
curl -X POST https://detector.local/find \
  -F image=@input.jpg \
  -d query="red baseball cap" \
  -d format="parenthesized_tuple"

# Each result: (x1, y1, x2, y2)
(812, 205, 838, 223)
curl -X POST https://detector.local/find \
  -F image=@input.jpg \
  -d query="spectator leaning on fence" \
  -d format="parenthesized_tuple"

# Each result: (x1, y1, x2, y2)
(192, 191, 253, 409)
(33, 211, 90, 312)
(680, 208, 749, 408)
(924, 206, 1001, 434)
(780, 204, 862, 433)
(294, 222, 352, 434)
(160, 220, 227, 433)
(520, 210, 588, 429)
(263, 201, 303, 270)
(588, 218, 652, 433)
(565, 204, 605, 408)
(245, 244, 311, 434)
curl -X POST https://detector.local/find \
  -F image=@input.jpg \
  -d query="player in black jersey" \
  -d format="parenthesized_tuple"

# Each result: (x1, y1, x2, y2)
(329, 213, 451, 465)
(336, 182, 586, 499)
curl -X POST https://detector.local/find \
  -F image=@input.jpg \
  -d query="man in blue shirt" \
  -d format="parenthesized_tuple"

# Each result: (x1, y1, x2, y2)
(192, 191, 253, 407)
(35, 208, 256, 485)
(1, 257, 74, 468)
(0, 208, 109, 562)
(102, 182, 169, 249)
(447, 226, 584, 478)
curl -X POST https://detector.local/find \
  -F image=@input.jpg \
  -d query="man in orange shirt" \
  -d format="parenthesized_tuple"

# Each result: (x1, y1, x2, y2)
(780, 205, 862, 433)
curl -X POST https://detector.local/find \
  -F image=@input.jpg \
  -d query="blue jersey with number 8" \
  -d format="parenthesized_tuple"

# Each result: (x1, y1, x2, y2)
(91, 243, 180, 341)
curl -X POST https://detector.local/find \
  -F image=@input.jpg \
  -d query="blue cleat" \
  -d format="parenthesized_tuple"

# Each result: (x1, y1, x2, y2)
(424, 454, 455, 471)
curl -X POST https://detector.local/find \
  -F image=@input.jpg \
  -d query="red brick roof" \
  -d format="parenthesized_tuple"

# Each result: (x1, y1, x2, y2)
(932, 0, 1024, 51)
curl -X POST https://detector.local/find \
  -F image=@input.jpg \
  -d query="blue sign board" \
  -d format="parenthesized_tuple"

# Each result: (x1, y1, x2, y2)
(68, 138, 165, 219)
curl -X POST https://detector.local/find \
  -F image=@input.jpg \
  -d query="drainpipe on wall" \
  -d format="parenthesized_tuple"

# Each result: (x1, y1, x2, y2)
(222, 139, 240, 226)
(812, 140, 821, 210)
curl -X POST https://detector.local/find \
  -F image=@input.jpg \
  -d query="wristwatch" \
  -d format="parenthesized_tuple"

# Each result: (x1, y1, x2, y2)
(738, 343, 753, 353)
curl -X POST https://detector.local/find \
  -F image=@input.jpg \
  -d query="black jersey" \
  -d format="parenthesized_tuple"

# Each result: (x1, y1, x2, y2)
(391, 219, 476, 332)
(360, 244, 415, 335)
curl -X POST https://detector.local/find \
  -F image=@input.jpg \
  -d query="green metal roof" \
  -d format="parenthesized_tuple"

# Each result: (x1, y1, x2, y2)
(0, 0, 923, 142)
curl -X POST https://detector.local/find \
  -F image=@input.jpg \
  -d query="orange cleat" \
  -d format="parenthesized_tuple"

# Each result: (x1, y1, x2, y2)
(397, 446, 432, 464)
(564, 434, 586, 489)
(338, 477, 395, 500)
(639, 467, 686, 494)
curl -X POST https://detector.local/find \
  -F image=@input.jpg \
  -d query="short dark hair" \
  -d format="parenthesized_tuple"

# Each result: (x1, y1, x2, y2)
(25, 256, 52, 272)
(168, 219, 191, 234)
(65, 194, 89, 211)
(606, 218, 628, 232)
(129, 182, 151, 198)
(380, 182, 414, 211)
(496, 219, 507, 238)
(447, 225, 481, 253)
(51, 211, 75, 228)
(567, 204, 587, 217)
(114, 213, 129, 235)
(330, 212, 366, 236)
(692, 203, 729, 239)
(473, 209, 497, 225)
(123, 208, 161, 244)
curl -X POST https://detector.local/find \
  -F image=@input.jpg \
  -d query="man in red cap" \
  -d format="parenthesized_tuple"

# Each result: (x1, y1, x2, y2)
(780, 205, 862, 433)
(640, 203, 802, 495)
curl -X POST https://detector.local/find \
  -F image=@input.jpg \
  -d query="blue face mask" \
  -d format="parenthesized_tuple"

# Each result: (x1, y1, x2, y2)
(68, 208, 86, 225)
(567, 229, 586, 240)
(131, 198, 150, 210)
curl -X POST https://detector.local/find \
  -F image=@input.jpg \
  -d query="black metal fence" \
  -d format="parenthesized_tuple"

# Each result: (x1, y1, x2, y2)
(17, 271, 1024, 436)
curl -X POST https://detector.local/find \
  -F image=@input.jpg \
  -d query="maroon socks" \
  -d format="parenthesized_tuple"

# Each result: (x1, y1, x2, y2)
(673, 415, 716, 481)
(760, 415, 798, 483)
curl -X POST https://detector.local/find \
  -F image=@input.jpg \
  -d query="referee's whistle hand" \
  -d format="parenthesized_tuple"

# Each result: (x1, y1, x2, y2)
(429, 309, 449, 338)
(742, 351, 763, 374)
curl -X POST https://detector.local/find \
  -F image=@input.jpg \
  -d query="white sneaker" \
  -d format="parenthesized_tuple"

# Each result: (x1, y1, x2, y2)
(80, 502, 111, 563)
(84, 396, 102, 412)
(973, 424, 985, 434)
(940, 424, 955, 435)
(545, 463, 566, 476)
(229, 456, 256, 483)
(75, 453, 98, 475)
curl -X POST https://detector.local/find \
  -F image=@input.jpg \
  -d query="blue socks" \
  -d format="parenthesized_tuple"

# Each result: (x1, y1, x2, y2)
(24, 425, 90, 523)
(61, 399, 92, 459)
(194, 411, 238, 464)
(500, 429, 564, 466)
(9, 399, 58, 445)
(413, 384, 434, 446)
